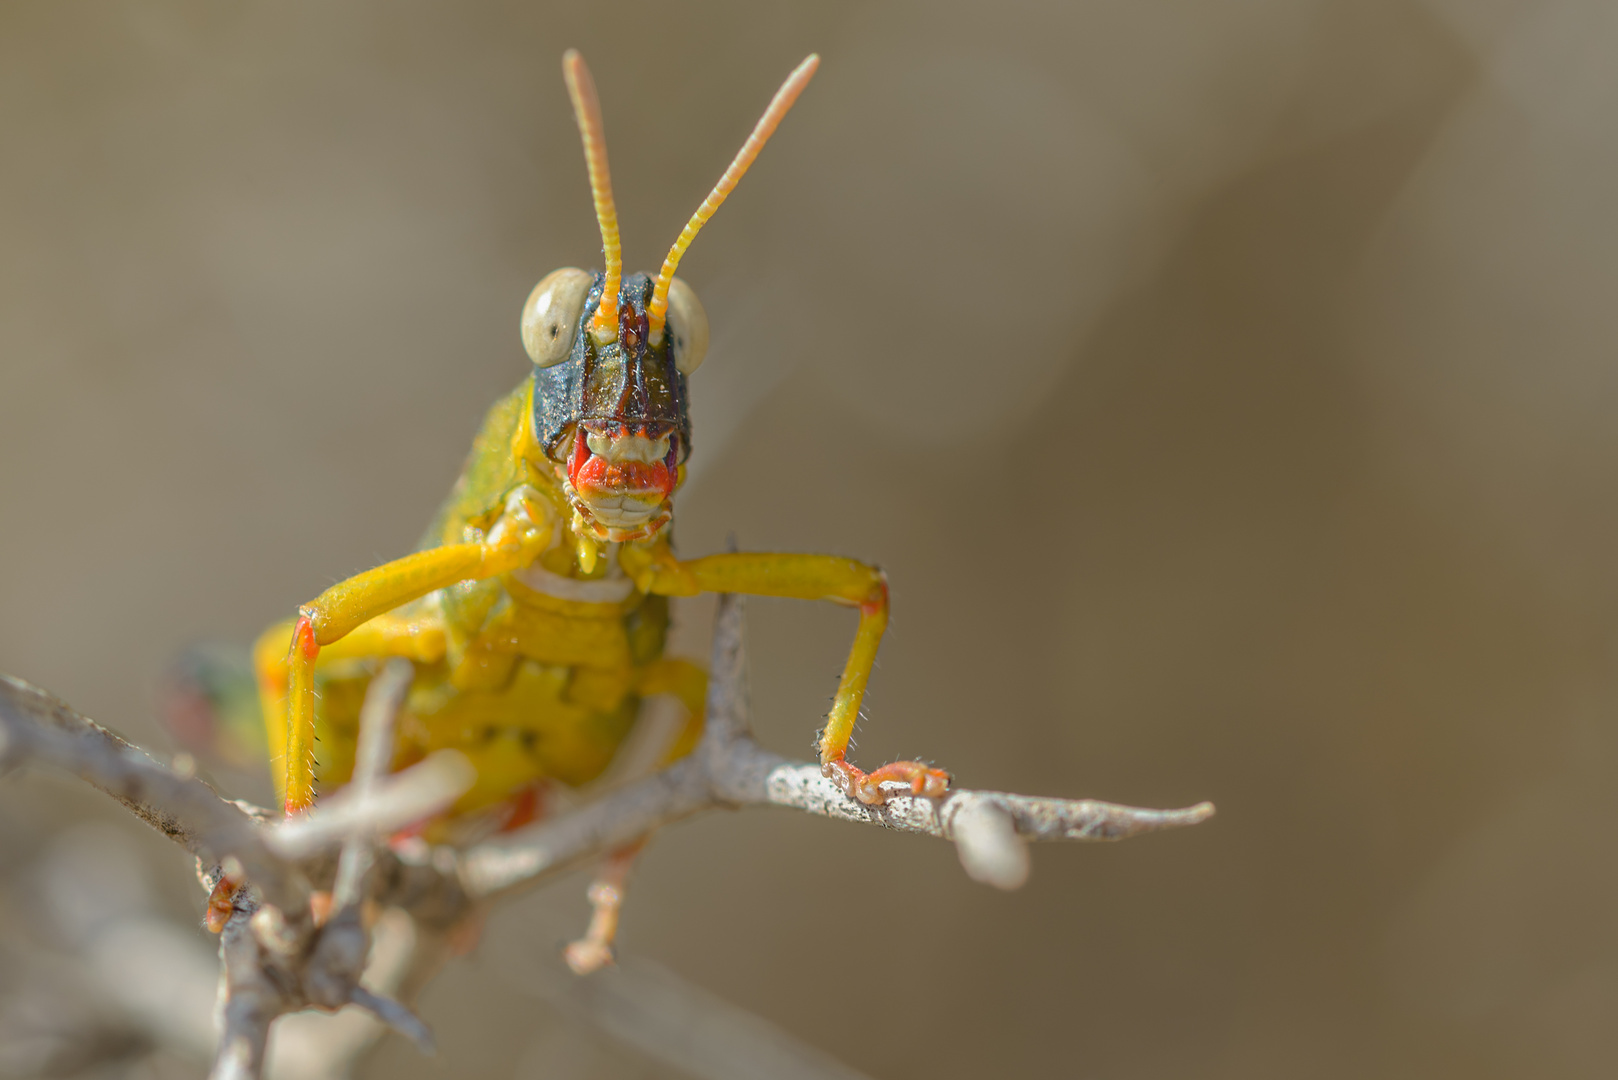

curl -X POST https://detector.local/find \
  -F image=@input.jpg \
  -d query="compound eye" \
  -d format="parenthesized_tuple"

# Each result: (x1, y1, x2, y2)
(521, 267, 594, 367)
(665, 277, 709, 375)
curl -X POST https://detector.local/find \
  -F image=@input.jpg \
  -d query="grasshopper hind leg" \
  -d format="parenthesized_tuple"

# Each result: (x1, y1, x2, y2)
(564, 840, 647, 975)
(556, 657, 708, 974)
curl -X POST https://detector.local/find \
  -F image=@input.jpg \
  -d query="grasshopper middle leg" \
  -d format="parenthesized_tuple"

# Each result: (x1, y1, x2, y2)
(624, 547, 950, 804)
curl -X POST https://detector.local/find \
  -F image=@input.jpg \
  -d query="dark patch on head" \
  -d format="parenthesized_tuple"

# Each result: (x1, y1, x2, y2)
(532, 272, 690, 464)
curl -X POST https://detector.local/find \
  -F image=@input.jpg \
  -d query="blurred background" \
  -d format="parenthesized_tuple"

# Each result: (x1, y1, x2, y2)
(3, 1, 1617, 1077)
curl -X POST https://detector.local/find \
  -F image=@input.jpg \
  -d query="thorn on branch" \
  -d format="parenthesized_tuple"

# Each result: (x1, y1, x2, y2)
(1, 593, 1215, 1080)
(458, 594, 1215, 901)
(350, 987, 436, 1055)
(332, 658, 414, 911)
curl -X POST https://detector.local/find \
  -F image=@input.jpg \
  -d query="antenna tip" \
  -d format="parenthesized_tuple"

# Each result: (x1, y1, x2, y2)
(562, 50, 592, 91)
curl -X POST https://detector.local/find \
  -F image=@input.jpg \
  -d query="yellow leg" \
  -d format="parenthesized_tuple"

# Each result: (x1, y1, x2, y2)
(255, 608, 448, 811)
(636, 657, 707, 763)
(280, 509, 549, 813)
(623, 547, 949, 804)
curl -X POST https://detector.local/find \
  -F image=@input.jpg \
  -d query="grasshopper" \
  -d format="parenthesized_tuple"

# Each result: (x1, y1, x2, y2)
(226, 51, 948, 959)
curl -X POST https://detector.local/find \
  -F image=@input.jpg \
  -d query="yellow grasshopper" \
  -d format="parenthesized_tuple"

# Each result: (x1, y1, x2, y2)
(226, 51, 949, 956)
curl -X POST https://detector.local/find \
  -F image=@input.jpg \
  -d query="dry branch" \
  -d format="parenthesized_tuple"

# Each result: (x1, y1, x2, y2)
(460, 593, 1215, 898)
(0, 674, 309, 914)
(0, 594, 1214, 1080)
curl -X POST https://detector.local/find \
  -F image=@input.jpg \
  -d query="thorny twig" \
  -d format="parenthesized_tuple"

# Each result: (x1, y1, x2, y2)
(206, 661, 444, 1080)
(460, 593, 1215, 897)
(332, 659, 413, 909)
(0, 675, 308, 914)
(0, 595, 1214, 1079)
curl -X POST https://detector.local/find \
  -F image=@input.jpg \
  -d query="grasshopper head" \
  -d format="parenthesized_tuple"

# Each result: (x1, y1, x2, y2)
(525, 269, 704, 542)
(520, 49, 816, 545)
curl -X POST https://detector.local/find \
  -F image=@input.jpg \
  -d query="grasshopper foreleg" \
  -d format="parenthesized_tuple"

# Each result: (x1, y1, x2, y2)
(624, 546, 950, 805)
(277, 490, 552, 814)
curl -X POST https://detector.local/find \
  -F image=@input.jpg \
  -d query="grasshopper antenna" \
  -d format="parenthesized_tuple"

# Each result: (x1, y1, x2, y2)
(648, 54, 819, 344)
(562, 50, 622, 343)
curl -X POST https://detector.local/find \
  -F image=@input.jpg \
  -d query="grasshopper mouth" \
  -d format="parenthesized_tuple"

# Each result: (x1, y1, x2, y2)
(563, 421, 679, 541)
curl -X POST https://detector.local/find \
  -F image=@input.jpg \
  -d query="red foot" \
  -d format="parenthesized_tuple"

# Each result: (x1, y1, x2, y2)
(822, 758, 951, 805)
(204, 872, 242, 933)
(497, 783, 549, 833)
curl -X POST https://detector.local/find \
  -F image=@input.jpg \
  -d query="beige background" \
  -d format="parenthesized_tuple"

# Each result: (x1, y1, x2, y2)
(4, 1, 1618, 1077)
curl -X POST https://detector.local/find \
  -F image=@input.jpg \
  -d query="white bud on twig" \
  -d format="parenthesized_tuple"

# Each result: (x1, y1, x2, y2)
(952, 801, 1030, 890)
